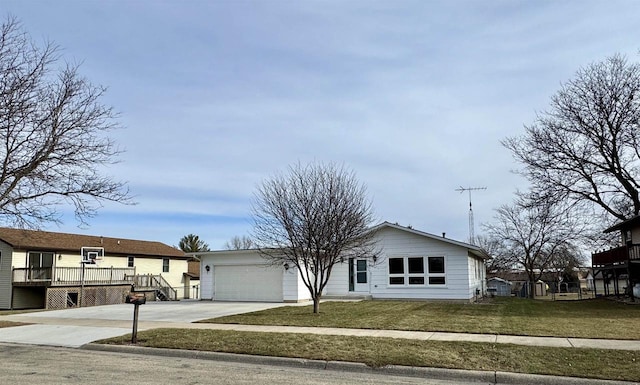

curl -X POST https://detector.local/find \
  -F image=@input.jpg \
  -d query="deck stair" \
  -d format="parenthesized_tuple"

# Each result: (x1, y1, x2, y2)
(129, 274, 177, 301)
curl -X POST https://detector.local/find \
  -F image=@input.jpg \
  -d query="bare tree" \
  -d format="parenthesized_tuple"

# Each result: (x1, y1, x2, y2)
(224, 235, 255, 250)
(483, 196, 582, 298)
(0, 17, 130, 228)
(474, 234, 512, 275)
(504, 54, 640, 224)
(178, 234, 210, 253)
(252, 162, 377, 313)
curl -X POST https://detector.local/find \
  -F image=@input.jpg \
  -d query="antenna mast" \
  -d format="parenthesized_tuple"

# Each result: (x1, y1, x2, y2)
(455, 186, 486, 244)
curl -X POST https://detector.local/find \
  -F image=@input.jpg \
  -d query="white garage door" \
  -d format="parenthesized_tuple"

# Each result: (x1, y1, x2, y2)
(214, 265, 283, 302)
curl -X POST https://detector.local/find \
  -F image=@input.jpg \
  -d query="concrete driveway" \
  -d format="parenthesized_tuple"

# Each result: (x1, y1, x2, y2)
(0, 301, 287, 348)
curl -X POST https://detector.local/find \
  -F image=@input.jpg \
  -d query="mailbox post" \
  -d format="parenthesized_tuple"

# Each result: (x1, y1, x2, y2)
(125, 293, 146, 344)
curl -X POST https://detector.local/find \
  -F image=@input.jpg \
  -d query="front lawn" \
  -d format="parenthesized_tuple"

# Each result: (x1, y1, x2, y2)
(202, 298, 640, 340)
(97, 329, 640, 382)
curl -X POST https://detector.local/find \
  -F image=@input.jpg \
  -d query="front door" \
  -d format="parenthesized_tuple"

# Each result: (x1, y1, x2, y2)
(351, 258, 368, 293)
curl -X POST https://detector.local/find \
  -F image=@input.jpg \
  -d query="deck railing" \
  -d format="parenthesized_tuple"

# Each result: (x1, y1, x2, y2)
(592, 244, 640, 267)
(12, 266, 136, 286)
(130, 273, 178, 300)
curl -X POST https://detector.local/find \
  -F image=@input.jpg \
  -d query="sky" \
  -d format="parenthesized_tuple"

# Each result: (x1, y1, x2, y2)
(2, 0, 639, 249)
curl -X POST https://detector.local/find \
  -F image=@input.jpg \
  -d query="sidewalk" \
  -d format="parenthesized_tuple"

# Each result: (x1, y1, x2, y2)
(3, 313, 640, 351)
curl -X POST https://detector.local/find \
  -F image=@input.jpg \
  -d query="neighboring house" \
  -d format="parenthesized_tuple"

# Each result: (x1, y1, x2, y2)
(183, 258, 201, 299)
(197, 222, 489, 303)
(487, 277, 512, 297)
(0, 227, 188, 310)
(592, 215, 640, 297)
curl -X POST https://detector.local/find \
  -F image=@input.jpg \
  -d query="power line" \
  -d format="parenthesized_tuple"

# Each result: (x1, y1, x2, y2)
(455, 186, 486, 244)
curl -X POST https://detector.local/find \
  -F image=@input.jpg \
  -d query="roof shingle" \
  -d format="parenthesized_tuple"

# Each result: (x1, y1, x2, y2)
(0, 227, 185, 258)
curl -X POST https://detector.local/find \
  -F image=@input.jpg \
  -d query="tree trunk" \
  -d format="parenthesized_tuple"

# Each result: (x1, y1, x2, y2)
(313, 296, 320, 314)
(529, 279, 536, 299)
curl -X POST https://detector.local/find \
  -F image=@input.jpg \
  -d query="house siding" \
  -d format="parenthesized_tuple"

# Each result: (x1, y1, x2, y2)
(324, 260, 349, 296)
(0, 241, 13, 309)
(15, 249, 187, 295)
(326, 226, 478, 300)
(283, 266, 311, 302)
(198, 224, 487, 303)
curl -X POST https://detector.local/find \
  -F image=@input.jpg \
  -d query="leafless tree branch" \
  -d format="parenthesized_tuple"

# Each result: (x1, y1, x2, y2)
(504, 54, 640, 226)
(0, 16, 132, 228)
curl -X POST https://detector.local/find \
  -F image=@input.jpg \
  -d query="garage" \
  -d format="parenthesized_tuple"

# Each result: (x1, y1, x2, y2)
(214, 264, 283, 302)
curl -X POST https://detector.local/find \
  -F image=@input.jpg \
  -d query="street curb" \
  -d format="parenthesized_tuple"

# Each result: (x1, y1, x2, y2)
(82, 343, 639, 385)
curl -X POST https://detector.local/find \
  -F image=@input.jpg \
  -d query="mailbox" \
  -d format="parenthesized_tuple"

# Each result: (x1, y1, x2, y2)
(125, 293, 146, 305)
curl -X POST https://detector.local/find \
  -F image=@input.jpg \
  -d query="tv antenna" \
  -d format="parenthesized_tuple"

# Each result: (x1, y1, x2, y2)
(455, 186, 486, 244)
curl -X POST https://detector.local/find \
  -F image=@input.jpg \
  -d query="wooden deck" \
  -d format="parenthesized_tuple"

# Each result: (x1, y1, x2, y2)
(12, 266, 135, 287)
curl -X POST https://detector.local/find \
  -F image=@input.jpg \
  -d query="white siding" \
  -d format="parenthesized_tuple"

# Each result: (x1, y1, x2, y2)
(297, 271, 312, 301)
(362, 227, 475, 300)
(283, 266, 312, 302)
(324, 260, 349, 296)
(200, 261, 213, 300)
(199, 225, 485, 302)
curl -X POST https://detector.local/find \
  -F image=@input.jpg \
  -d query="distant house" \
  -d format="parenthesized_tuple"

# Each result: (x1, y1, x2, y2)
(487, 277, 512, 296)
(592, 215, 640, 297)
(0, 227, 189, 310)
(489, 270, 557, 297)
(197, 222, 489, 302)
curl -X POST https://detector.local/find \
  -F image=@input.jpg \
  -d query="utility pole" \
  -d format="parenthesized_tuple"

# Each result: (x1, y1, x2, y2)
(455, 186, 486, 244)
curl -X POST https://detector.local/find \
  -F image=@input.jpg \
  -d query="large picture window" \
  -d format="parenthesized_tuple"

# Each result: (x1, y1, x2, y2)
(388, 256, 446, 286)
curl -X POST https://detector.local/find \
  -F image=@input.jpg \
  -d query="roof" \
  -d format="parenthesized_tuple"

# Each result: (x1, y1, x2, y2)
(189, 222, 490, 260)
(487, 277, 512, 285)
(603, 215, 640, 233)
(370, 222, 490, 260)
(0, 227, 185, 258)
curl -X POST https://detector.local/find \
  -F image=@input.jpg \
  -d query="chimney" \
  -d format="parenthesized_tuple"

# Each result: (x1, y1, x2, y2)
(442, 232, 446, 238)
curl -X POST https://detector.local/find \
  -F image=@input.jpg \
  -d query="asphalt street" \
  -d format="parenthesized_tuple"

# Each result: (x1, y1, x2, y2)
(0, 343, 490, 385)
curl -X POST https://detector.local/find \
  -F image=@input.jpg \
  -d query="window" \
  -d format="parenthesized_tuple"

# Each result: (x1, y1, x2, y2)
(407, 257, 424, 285)
(428, 257, 444, 273)
(388, 256, 446, 286)
(388, 258, 404, 285)
(356, 260, 367, 283)
(162, 258, 169, 273)
(428, 256, 445, 285)
(127, 256, 134, 268)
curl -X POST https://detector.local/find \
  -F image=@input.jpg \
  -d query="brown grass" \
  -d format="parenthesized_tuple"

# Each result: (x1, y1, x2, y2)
(98, 328, 640, 382)
(202, 297, 640, 339)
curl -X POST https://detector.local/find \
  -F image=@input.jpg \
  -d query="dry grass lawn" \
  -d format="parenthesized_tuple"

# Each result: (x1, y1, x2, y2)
(203, 297, 640, 340)
(98, 328, 640, 382)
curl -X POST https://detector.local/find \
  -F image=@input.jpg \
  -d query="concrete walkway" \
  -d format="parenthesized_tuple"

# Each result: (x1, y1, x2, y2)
(2, 310, 640, 351)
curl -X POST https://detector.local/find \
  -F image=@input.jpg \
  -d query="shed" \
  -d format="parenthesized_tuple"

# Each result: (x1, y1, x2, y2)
(487, 277, 512, 297)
